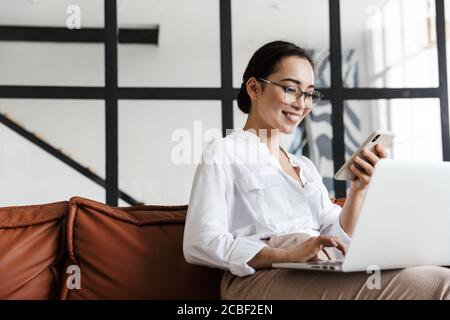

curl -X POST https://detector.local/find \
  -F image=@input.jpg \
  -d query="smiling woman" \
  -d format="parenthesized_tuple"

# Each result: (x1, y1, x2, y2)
(183, 40, 450, 300)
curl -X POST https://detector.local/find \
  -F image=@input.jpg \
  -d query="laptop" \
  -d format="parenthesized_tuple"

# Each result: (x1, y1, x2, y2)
(272, 159, 450, 272)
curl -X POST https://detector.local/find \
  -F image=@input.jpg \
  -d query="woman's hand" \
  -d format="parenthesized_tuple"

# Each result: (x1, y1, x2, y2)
(350, 144, 388, 192)
(248, 235, 348, 270)
(285, 235, 347, 262)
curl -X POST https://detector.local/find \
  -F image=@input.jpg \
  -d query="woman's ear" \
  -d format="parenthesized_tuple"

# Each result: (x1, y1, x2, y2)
(246, 77, 259, 100)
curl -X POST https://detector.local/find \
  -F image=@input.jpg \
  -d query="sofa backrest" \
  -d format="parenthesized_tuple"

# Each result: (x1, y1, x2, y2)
(60, 197, 222, 300)
(0, 201, 67, 299)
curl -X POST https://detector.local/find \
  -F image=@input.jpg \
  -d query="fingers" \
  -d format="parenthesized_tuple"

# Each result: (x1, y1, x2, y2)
(316, 235, 348, 256)
(349, 163, 370, 184)
(353, 155, 374, 176)
(301, 236, 348, 262)
(331, 237, 347, 256)
(307, 254, 321, 262)
(375, 143, 388, 158)
(350, 145, 389, 186)
(360, 148, 380, 166)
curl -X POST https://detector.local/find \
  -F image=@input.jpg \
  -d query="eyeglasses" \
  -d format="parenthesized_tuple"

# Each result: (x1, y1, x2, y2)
(257, 78, 322, 106)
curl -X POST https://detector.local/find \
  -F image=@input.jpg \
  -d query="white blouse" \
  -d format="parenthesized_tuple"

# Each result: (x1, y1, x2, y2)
(183, 129, 351, 277)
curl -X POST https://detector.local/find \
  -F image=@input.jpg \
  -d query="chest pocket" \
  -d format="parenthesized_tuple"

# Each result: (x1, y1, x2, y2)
(234, 169, 289, 227)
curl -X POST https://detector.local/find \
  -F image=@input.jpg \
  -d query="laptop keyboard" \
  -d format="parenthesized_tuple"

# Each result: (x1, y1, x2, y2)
(306, 259, 344, 266)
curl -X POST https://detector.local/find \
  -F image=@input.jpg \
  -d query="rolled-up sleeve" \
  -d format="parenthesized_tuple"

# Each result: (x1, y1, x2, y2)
(318, 196, 351, 246)
(183, 141, 267, 277)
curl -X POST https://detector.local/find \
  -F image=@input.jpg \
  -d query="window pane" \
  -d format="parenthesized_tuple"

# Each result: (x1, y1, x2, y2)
(344, 99, 443, 161)
(341, 0, 438, 88)
(0, 0, 104, 86)
(0, 99, 105, 206)
(232, 0, 331, 88)
(119, 100, 222, 206)
(118, 0, 220, 87)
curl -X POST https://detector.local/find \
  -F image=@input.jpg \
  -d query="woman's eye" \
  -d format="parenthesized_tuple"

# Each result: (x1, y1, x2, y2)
(285, 87, 297, 94)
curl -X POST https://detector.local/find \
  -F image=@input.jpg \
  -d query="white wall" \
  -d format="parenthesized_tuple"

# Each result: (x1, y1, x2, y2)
(0, 99, 106, 206)
(118, 100, 222, 205)
(0, 124, 106, 206)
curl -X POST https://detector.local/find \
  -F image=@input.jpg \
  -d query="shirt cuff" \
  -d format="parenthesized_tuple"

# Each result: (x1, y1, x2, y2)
(323, 212, 352, 246)
(228, 237, 267, 277)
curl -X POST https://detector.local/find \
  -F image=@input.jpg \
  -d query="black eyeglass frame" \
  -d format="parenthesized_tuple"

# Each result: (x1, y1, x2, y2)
(257, 77, 323, 105)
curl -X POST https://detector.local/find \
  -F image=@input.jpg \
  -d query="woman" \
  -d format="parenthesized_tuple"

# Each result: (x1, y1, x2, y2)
(183, 41, 450, 299)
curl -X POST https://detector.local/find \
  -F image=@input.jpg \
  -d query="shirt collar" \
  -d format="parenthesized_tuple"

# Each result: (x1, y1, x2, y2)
(229, 129, 308, 184)
(280, 145, 300, 168)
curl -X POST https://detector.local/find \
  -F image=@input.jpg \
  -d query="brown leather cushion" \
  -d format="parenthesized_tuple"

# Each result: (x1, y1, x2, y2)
(61, 197, 222, 300)
(0, 201, 67, 299)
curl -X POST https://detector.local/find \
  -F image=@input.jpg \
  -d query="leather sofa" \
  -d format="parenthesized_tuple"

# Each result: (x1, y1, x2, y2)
(0, 196, 345, 300)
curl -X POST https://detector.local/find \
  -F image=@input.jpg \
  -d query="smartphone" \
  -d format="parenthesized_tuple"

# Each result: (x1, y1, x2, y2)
(334, 130, 395, 181)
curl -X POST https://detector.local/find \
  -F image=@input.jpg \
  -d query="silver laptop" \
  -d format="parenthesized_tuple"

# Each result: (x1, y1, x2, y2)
(272, 159, 450, 272)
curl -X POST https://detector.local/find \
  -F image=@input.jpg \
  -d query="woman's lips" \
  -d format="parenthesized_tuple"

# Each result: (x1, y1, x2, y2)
(282, 111, 300, 123)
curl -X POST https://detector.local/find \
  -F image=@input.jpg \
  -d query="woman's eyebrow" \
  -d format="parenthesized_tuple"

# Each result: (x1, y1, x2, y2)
(280, 78, 315, 89)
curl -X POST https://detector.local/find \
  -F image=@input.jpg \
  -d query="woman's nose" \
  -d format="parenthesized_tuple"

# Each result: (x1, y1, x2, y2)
(291, 98, 306, 110)
(292, 95, 307, 109)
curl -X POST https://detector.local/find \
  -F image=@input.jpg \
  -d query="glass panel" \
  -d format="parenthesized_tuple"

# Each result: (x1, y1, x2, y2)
(0, 0, 104, 86)
(0, 99, 105, 206)
(118, 0, 220, 87)
(341, 0, 438, 88)
(119, 100, 222, 205)
(344, 98, 442, 161)
(232, 0, 331, 88)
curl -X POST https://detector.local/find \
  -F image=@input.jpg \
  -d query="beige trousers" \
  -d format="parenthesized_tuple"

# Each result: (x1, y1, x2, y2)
(221, 233, 450, 300)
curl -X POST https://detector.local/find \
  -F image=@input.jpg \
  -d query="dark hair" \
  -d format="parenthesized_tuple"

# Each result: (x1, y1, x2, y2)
(236, 40, 314, 114)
